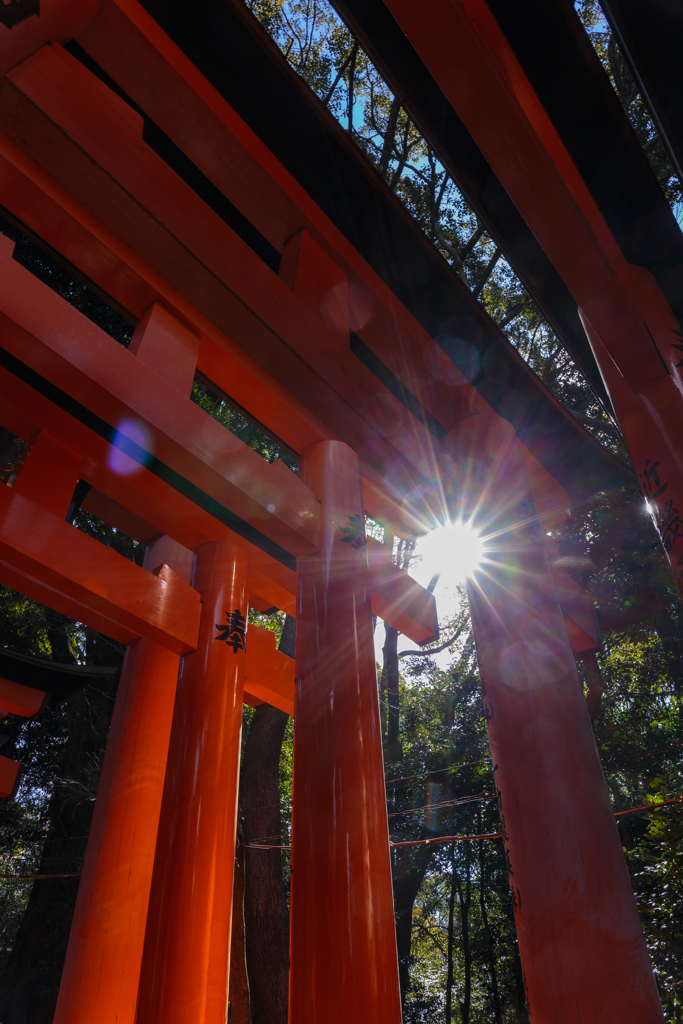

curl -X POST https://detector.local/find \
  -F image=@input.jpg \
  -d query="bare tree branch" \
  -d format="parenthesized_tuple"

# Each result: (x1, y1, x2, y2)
(472, 246, 502, 299)
(432, 220, 469, 286)
(399, 624, 466, 660)
(459, 221, 486, 264)
(416, 921, 448, 959)
(378, 95, 401, 177)
(347, 40, 359, 134)
(323, 46, 355, 107)
(497, 300, 526, 329)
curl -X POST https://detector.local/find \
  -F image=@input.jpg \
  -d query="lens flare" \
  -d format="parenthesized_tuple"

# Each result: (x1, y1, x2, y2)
(374, 521, 486, 668)
(413, 520, 485, 586)
(108, 419, 153, 476)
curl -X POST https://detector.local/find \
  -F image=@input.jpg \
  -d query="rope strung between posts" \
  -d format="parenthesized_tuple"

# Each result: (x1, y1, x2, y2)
(390, 832, 503, 848)
(383, 742, 683, 785)
(614, 795, 683, 818)
(3, 796, 682, 874)
(0, 872, 82, 880)
(240, 795, 683, 850)
(384, 758, 489, 786)
(388, 795, 683, 847)
(387, 793, 493, 817)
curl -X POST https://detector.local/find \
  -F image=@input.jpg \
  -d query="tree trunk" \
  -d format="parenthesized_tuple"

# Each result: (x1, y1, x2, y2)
(472, 246, 502, 299)
(445, 845, 457, 1024)
(456, 843, 472, 1024)
(392, 841, 433, 1006)
(512, 933, 528, 1022)
(382, 622, 401, 762)
(0, 627, 121, 1024)
(347, 41, 358, 134)
(582, 652, 605, 721)
(241, 615, 294, 1024)
(378, 95, 401, 177)
(478, 837, 503, 1024)
(229, 831, 251, 1023)
(608, 780, 634, 852)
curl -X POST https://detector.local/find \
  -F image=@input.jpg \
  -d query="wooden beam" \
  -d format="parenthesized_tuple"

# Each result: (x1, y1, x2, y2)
(0, 484, 201, 654)
(0, 211, 445, 633)
(0, 45, 425, 482)
(0, 233, 321, 560)
(367, 537, 438, 645)
(0, 756, 22, 799)
(0, 677, 47, 718)
(76, 0, 486, 422)
(0, 0, 100, 78)
(243, 624, 294, 715)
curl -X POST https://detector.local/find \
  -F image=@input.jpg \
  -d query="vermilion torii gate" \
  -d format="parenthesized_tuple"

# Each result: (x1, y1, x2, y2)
(0, 0, 673, 1022)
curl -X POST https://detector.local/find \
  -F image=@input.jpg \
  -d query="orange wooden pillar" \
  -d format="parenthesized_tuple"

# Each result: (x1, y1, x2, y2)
(467, 434, 663, 1022)
(289, 440, 401, 1024)
(137, 541, 248, 1024)
(53, 536, 193, 1024)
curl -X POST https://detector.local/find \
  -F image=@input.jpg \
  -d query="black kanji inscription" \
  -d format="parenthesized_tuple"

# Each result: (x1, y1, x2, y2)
(640, 459, 669, 502)
(640, 460, 683, 554)
(215, 608, 246, 653)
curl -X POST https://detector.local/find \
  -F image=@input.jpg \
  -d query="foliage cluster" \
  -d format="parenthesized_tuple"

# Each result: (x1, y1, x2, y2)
(575, 0, 683, 215)
(191, 378, 299, 472)
(245, 0, 630, 453)
(0, 212, 134, 346)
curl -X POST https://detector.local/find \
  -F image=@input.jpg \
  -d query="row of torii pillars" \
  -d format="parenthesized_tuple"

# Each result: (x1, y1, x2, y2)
(46, 434, 663, 1024)
(0, 203, 658, 1020)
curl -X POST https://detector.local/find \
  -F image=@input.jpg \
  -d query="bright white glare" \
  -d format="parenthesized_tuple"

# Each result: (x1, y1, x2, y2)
(373, 521, 485, 669)
(413, 520, 485, 587)
(407, 520, 485, 630)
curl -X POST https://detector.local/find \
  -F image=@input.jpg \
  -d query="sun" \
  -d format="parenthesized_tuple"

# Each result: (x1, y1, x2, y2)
(406, 520, 486, 629)
(413, 520, 485, 588)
